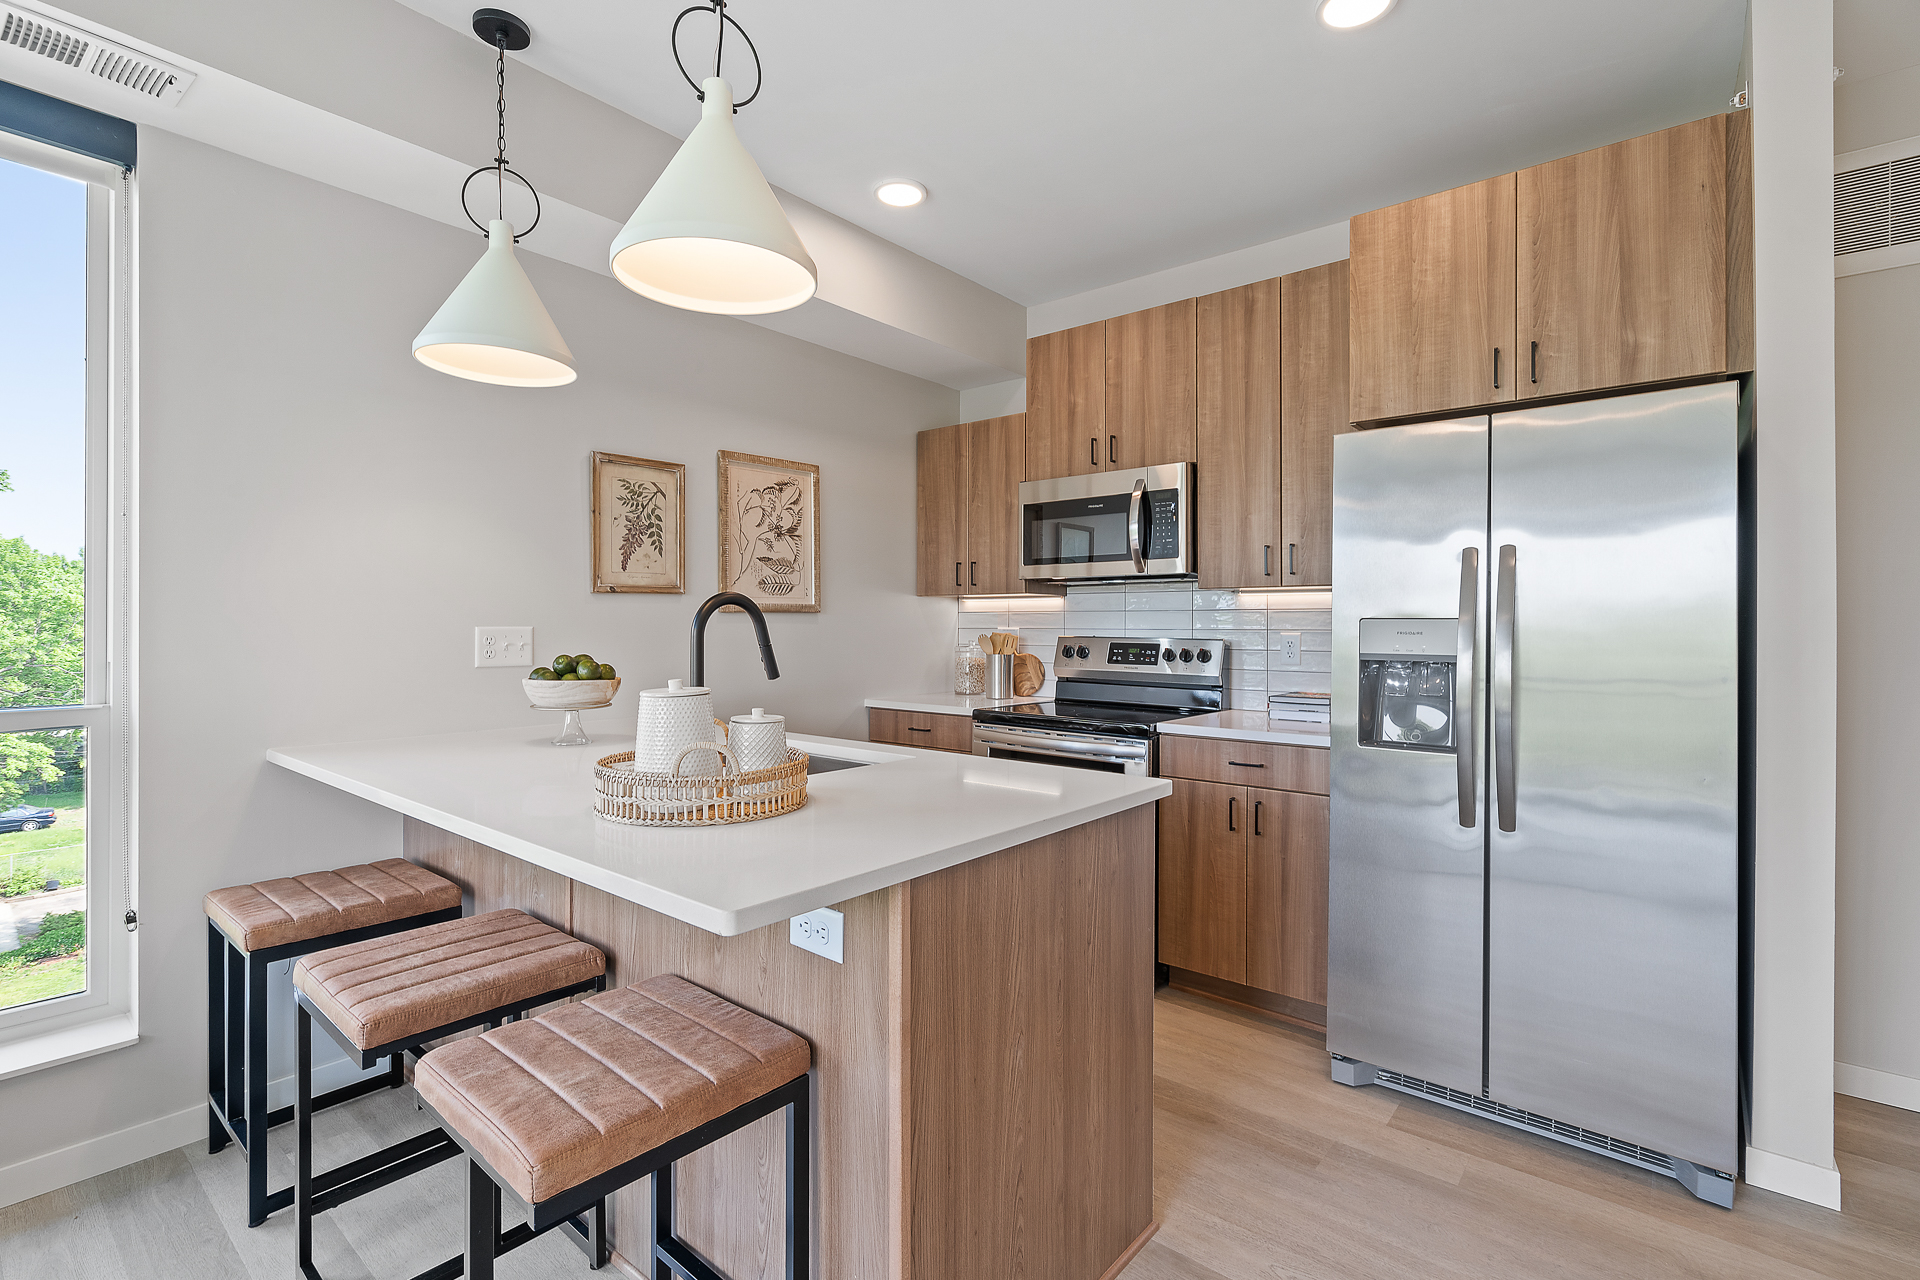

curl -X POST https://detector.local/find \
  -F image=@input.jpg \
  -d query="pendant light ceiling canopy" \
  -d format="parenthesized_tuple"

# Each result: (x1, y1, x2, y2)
(609, 2, 817, 316)
(412, 9, 576, 387)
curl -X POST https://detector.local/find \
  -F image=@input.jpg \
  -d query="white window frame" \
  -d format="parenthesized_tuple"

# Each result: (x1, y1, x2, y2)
(0, 129, 138, 1076)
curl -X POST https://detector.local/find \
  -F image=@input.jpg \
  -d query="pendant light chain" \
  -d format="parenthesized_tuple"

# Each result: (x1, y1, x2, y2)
(671, 0, 761, 109)
(495, 36, 508, 221)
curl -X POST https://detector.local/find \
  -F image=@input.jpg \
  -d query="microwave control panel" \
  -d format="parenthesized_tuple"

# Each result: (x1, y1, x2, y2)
(1145, 489, 1181, 559)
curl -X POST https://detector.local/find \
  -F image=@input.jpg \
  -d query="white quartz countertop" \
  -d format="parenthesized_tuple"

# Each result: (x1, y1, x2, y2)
(1160, 710, 1331, 748)
(863, 693, 1034, 715)
(267, 721, 1169, 938)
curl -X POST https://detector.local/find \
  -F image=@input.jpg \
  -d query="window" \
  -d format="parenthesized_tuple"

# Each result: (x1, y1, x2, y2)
(0, 119, 134, 1058)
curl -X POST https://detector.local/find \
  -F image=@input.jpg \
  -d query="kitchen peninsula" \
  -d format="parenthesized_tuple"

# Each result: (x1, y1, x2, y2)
(267, 722, 1170, 1280)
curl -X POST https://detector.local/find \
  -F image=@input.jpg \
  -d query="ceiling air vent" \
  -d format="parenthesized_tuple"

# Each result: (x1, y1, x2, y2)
(1835, 155, 1920, 256)
(0, 3, 196, 106)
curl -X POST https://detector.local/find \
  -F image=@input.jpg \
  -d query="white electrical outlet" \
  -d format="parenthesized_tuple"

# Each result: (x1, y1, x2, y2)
(1276, 632, 1302, 667)
(475, 626, 534, 668)
(790, 907, 844, 963)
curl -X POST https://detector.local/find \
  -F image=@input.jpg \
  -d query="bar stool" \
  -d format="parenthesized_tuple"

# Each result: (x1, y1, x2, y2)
(413, 973, 812, 1280)
(205, 858, 463, 1226)
(291, 908, 608, 1280)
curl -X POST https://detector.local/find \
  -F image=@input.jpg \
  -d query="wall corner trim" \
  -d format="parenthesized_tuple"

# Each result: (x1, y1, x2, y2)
(0, 1101, 203, 1211)
(1835, 1061, 1920, 1114)
(1744, 1145, 1844, 1210)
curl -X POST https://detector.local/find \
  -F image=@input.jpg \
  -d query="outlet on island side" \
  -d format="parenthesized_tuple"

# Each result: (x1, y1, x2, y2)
(1275, 632, 1302, 667)
(790, 906, 844, 964)
(475, 626, 534, 668)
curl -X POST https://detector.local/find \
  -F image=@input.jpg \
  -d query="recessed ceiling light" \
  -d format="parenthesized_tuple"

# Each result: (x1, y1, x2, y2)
(1320, 0, 1397, 30)
(875, 180, 927, 208)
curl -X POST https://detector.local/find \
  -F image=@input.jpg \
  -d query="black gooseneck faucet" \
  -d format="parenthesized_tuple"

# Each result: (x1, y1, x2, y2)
(689, 592, 781, 687)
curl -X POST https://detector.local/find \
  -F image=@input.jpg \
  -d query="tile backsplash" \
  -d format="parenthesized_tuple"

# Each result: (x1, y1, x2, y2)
(955, 582, 1331, 711)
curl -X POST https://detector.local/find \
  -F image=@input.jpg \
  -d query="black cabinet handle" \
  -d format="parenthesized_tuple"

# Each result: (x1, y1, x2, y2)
(970, 561, 977, 587)
(1228, 796, 1236, 832)
(1254, 800, 1263, 837)
(907, 726, 932, 733)
(1288, 543, 1297, 576)
(1494, 347, 1501, 389)
(1091, 437, 1098, 466)
(955, 562, 962, 588)
(1229, 760, 1265, 768)
(1530, 340, 1539, 385)
(1109, 435, 1118, 465)
(1264, 544, 1272, 577)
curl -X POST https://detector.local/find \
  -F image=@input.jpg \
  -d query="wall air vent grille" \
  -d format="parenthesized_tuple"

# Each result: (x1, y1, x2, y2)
(1835, 156, 1920, 256)
(0, 4, 195, 105)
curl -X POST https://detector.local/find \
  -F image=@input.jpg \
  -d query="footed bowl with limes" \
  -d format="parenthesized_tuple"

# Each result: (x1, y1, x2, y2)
(523, 653, 621, 710)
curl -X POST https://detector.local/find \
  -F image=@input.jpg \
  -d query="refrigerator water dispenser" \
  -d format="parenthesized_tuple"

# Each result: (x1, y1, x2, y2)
(1357, 618, 1457, 753)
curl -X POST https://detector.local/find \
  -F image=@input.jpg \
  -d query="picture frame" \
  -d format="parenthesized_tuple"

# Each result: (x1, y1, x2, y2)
(717, 450, 821, 613)
(591, 452, 686, 594)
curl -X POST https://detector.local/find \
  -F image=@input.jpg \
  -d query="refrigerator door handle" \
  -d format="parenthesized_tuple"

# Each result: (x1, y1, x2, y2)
(1127, 478, 1148, 573)
(1456, 547, 1479, 828)
(1494, 543, 1518, 832)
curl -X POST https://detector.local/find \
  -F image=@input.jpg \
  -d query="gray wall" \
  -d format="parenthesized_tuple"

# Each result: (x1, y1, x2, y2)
(0, 125, 958, 1188)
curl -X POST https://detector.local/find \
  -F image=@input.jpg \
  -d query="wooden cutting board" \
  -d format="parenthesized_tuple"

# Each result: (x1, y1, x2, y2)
(1012, 652, 1045, 697)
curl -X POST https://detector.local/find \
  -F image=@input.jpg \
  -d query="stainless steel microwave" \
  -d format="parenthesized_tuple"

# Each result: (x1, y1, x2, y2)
(1017, 463, 1194, 581)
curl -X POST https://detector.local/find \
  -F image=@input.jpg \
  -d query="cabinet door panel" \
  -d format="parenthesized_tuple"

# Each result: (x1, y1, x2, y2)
(1247, 788, 1329, 1004)
(1279, 260, 1351, 587)
(916, 425, 966, 597)
(1517, 114, 1727, 398)
(1156, 778, 1247, 983)
(1350, 173, 1516, 423)
(1025, 323, 1106, 480)
(1196, 280, 1281, 589)
(1107, 299, 1197, 471)
(965, 414, 1026, 594)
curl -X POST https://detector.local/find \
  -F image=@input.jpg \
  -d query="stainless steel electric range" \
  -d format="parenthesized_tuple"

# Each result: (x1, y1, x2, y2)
(970, 635, 1227, 776)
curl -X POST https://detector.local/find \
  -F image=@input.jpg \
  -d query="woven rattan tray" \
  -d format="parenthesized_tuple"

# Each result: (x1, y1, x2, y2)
(594, 742, 809, 826)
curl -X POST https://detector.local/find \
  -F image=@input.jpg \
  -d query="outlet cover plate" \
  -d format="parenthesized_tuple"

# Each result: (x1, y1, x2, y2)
(790, 907, 844, 963)
(1276, 632, 1302, 667)
(475, 626, 534, 668)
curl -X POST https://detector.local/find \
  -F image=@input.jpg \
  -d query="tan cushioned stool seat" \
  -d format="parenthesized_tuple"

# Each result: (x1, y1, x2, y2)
(413, 974, 811, 1204)
(292, 909, 605, 1051)
(204, 859, 461, 953)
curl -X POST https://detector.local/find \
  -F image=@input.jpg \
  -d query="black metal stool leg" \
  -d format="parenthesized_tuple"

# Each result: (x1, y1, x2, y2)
(467, 1159, 501, 1280)
(787, 1086, 809, 1280)
(225, 935, 245, 1140)
(208, 921, 229, 1154)
(245, 950, 270, 1227)
(652, 1161, 674, 1280)
(297, 1005, 319, 1280)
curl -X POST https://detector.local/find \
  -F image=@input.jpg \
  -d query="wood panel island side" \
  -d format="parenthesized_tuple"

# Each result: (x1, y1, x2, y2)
(267, 724, 1169, 1280)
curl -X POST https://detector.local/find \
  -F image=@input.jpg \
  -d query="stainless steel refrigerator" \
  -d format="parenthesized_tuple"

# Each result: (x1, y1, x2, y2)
(1327, 382, 1744, 1207)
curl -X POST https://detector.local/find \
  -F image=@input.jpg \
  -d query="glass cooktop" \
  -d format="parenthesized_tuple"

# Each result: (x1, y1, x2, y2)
(973, 699, 1201, 740)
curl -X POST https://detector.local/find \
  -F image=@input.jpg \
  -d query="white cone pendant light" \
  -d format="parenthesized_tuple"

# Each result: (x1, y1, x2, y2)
(413, 10, 575, 387)
(610, 5, 816, 315)
(413, 219, 575, 386)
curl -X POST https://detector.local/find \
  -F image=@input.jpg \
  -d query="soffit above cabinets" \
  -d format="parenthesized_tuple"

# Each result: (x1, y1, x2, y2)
(396, 0, 1746, 306)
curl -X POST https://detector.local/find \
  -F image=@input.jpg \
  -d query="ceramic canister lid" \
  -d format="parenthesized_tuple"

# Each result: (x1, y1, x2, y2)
(730, 707, 784, 723)
(640, 678, 711, 699)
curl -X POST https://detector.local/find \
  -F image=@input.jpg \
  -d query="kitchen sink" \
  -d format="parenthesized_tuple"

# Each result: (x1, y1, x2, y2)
(805, 755, 868, 774)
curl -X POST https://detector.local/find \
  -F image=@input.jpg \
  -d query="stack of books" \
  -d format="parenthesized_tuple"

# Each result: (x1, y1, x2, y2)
(1268, 691, 1331, 724)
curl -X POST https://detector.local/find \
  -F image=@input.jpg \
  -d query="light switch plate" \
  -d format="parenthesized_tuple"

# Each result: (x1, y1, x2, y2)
(475, 626, 534, 668)
(1275, 632, 1302, 667)
(790, 907, 844, 963)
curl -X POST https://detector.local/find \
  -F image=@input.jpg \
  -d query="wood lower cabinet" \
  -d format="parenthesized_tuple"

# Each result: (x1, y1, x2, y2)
(915, 414, 1027, 597)
(868, 708, 974, 754)
(1156, 778, 1247, 984)
(1279, 261, 1351, 587)
(1106, 298, 1196, 471)
(1025, 322, 1106, 480)
(1350, 172, 1517, 424)
(1247, 788, 1329, 1005)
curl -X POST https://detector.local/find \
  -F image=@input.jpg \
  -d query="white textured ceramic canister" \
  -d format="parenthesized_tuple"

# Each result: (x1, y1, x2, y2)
(727, 708, 788, 773)
(636, 679, 721, 775)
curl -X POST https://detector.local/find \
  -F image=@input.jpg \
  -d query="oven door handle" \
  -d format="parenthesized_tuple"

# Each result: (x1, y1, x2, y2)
(1127, 478, 1148, 573)
(971, 726, 1151, 764)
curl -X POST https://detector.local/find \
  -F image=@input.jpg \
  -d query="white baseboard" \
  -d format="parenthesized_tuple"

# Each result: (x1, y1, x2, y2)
(0, 1055, 388, 1212)
(1835, 1061, 1920, 1114)
(0, 1103, 205, 1211)
(1745, 1145, 1843, 1210)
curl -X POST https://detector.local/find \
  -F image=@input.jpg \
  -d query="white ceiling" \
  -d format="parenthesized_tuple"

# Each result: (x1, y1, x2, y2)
(397, 0, 1746, 307)
(1836, 0, 1920, 84)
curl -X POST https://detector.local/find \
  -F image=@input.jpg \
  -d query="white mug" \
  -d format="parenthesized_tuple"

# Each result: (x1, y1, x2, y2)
(636, 679, 721, 775)
(727, 708, 788, 773)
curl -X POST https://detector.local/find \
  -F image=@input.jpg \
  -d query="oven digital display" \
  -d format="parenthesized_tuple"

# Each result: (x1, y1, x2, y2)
(1108, 642, 1164, 666)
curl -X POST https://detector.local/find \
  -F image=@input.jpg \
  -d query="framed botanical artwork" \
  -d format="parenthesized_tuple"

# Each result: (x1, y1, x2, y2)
(717, 450, 821, 612)
(591, 452, 686, 593)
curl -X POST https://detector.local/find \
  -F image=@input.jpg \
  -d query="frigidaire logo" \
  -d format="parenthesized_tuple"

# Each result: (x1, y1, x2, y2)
(1395, 630, 1424, 636)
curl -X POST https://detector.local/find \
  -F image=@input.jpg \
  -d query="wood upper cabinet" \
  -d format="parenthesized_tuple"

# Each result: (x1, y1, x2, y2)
(1025, 322, 1106, 480)
(1350, 172, 1517, 424)
(915, 414, 1027, 597)
(1246, 788, 1329, 1005)
(1197, 279, 1281, 589)
(1279, 261, 1351, 587)
(1106, 299, 1197, 470)
(1517, 113, 1728, 398)
(1156, 778, 1247, 984)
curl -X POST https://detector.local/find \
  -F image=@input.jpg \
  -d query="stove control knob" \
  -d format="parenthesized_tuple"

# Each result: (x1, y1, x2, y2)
(1162, 648, 1176, 662)
(1197, 649, 1213, 663)
(1075, 645, 1090, 659)
(1061, 645, 1074, 660)
(1179, 649, 1193, 664)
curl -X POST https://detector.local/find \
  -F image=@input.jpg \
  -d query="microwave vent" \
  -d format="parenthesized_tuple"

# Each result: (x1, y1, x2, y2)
(0, 3, 196, 106)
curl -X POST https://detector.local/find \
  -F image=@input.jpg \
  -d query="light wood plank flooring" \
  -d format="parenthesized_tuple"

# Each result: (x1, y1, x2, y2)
(2, 989, 1915, 1279)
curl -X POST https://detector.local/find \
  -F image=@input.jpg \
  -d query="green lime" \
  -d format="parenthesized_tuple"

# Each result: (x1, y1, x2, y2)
(530, 667, 557, 681)
(575, 661, 601, 681)
(552, 655, 575, 675)
(560, 671, 580, 681)
(572, 653, 595, 667)
(597, 664, 616, 680)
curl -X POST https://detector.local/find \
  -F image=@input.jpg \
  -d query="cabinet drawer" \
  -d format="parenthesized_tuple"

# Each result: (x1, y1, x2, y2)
(869, 708, 974, 754)
(1159, 735, 1328, 794)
